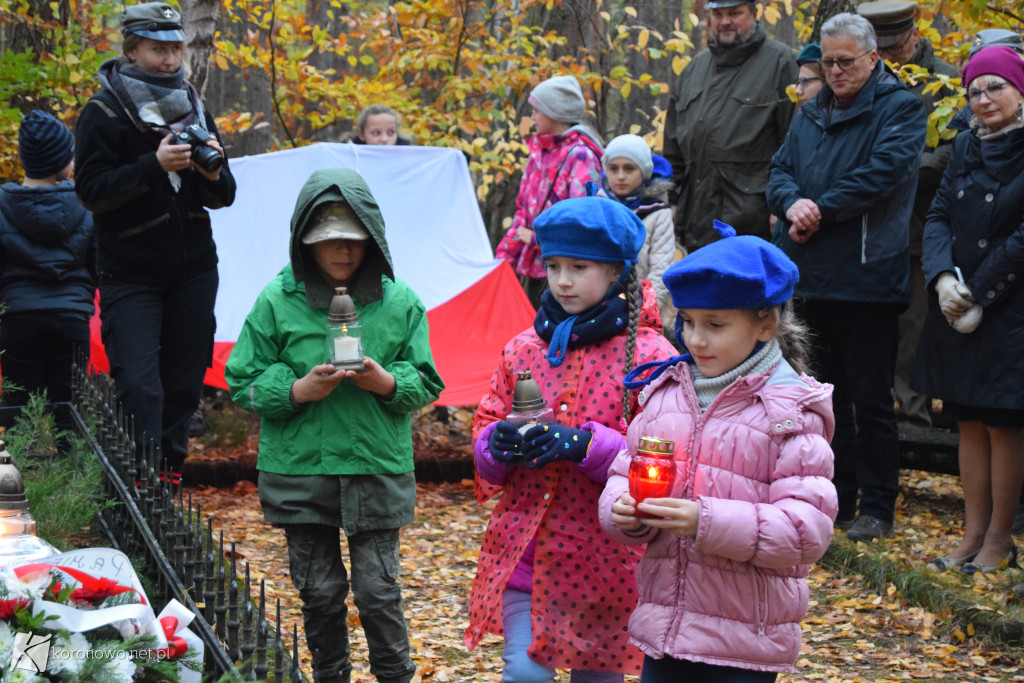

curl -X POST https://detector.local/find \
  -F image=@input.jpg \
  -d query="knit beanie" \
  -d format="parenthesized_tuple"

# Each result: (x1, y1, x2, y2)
(797, 43, 822, 66)
(528, 75, 586, 124)
(963, 46, 1024, 95)
(663, 220, 799, 309)
(535, 196, 645, 268)
(18, 111, 74, 180)
(602, 134, 654, 180)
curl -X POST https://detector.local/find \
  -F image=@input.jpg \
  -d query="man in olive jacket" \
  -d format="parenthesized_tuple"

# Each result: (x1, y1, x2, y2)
(225, 168, 444, 683)
(664, 0, 797, 252)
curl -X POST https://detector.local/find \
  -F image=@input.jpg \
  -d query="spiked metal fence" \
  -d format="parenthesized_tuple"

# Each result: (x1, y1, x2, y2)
(67, 356, 310, 682)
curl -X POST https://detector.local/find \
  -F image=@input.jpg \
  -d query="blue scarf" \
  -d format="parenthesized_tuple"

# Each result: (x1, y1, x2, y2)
(535, 285, 631, 367)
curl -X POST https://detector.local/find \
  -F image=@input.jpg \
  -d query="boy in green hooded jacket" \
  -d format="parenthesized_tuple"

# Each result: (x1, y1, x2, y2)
(225, 168, 444, 683)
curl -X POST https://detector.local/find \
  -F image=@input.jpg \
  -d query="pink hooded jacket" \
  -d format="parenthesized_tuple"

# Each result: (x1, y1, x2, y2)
(599, 358, 837, 673)
(496, 127, 603, 278)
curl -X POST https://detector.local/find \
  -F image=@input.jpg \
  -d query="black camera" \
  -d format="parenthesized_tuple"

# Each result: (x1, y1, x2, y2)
(172, 123, 223, 173)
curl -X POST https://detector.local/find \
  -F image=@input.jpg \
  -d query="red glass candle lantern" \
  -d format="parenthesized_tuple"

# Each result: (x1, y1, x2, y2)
(628, 436, 676, 517)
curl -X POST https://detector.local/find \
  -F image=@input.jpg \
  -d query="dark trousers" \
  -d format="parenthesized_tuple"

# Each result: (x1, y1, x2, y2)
(0, 311, 90, 439)
(283, 524, 415, 683)
(99, 268, 217, 471)
(641, 656, 777, 682)
(798, 300, 902, 523)
(894, 256, 931, 427)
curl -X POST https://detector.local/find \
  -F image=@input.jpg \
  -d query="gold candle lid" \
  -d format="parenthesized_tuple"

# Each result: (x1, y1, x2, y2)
(637, 436, 674, 456)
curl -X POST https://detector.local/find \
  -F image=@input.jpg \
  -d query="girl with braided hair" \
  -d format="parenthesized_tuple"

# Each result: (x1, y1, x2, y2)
(465, 197, 677, 683)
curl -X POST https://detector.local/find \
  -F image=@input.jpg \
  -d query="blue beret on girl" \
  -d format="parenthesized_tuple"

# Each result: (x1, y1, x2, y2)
(663, 220, 799, 310)
(534, 196, 646, 268)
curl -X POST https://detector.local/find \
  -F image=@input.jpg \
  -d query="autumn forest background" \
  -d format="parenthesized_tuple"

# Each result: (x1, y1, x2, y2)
(2, 0, 1021, 245)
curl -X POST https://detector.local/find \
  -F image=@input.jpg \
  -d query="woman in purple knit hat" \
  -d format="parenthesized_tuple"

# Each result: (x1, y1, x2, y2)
(918, 46, 1024, 575)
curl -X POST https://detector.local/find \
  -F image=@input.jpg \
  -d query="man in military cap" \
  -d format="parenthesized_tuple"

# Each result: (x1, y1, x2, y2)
(857, 0, 959, 432)
(663, 0, 797, 252)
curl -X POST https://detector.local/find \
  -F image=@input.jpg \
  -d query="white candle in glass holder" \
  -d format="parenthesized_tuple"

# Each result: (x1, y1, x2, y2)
(334, 335, 360, 362)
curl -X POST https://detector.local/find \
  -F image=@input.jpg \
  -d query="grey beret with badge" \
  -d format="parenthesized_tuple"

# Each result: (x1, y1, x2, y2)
(857, 0, 917, 48)
(970, 28, 1024, 56)
(120, 2, 187, 41)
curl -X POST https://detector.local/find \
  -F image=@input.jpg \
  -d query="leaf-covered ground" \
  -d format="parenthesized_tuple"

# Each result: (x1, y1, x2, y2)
(190, 468, 1024, 682)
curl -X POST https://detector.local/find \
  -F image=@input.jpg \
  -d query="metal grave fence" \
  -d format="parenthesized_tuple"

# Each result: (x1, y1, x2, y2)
(68, 356, 310, 682)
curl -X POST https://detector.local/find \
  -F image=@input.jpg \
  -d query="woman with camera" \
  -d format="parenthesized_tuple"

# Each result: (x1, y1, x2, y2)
(75, 2, 235, 477)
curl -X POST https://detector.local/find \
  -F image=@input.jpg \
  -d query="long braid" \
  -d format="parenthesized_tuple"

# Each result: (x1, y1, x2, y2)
(622, 269, 642, 423)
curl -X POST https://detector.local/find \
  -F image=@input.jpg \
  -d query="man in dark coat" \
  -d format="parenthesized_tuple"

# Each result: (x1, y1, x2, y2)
(767, 12, 926, 543)
(858, 0, 960, 431)
(663, 0, 797, 253)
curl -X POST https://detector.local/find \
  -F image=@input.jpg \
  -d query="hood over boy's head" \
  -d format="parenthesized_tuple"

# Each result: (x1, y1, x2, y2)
(290, 169, 394, 308)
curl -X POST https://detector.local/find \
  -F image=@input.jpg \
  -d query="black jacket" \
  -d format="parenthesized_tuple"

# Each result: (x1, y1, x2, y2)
(767, 62, 925, 304)
(0, 180, 95, 317)
(74, 89, 236, 285)
(914, 126, 1024, 410)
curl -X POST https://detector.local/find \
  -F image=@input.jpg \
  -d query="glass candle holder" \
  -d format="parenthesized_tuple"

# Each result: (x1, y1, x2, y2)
(326, 287, 367, 371)
(505, 370, 553, 464)
(628, 436, 676, 517)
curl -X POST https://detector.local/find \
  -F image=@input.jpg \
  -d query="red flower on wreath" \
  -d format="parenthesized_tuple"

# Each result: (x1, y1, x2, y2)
(0, 597, 30, 620)
(70, 577, 131, 605)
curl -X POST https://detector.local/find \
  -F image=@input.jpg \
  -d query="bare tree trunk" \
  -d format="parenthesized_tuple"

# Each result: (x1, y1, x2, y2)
(179, 0, 221, 98)
(810, 0, 857, 43)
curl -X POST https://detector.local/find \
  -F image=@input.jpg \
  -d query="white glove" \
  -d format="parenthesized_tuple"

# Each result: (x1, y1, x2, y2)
(935, 272, 975, 321)
(953, 303, 983, 333)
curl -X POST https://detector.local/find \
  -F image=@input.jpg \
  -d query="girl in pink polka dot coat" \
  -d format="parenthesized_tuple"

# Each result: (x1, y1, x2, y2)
(465, 197, 678, 682)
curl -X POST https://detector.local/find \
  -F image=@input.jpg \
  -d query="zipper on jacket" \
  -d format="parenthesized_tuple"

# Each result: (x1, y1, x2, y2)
(860, 214, 868, 264)
(753, 567, 768, 636)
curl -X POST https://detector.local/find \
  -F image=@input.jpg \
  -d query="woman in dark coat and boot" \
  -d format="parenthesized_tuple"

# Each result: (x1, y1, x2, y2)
(917, 46, 1024, 576)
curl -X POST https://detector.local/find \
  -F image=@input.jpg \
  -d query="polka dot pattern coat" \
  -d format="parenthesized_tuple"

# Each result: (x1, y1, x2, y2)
(464, 281, 678, 674)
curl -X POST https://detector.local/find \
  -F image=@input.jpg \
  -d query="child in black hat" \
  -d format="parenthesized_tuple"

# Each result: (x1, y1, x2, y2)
(0, 111, 95, 449)
(599, 221, 837, 681)
(466, 197, 678, 682)
(74, 1, 236, 476)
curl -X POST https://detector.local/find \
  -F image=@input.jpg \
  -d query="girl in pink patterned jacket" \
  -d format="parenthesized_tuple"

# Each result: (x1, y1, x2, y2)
(599, 221, 838, 682)
(467, 197, 678, 682)
(496, 75, 603, 307)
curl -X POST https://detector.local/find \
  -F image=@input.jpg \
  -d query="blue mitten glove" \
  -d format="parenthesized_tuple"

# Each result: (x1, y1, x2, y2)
(487, 420, 523, 463)
(521, 424, 592, 468)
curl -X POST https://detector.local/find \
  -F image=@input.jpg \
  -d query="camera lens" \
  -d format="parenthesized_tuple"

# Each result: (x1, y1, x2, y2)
(191, 145, 223, 172)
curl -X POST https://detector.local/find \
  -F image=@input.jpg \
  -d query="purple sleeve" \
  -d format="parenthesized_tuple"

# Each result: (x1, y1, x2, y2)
(474, 421, 512, 486)
(576, 421, 627, 483)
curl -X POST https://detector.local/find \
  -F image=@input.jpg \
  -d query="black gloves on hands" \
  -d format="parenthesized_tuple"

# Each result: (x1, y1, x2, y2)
(488, 420, 523, 462)
(520, 424, 592, 468)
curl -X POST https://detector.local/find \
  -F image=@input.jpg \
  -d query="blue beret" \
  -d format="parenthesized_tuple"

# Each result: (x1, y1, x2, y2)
(663, 221, 799, 310)
(534, 196, 646, 265)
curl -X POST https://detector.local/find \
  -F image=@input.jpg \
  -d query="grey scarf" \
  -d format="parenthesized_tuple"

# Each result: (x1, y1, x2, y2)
(692, 338, 782, 411)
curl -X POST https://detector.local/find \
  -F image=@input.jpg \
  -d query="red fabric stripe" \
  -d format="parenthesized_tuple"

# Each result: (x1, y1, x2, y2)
(429, 262, 535, 406)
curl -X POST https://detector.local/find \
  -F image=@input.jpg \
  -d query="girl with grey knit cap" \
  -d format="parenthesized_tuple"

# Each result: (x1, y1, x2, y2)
(496, 75, 603, 308)
(595, 134, 677, 325)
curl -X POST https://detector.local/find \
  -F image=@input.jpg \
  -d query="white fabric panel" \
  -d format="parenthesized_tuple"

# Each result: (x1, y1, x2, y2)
(210, 142, 499, 342)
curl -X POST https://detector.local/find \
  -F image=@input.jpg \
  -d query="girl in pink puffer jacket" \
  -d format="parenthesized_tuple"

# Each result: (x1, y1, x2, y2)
(599, 221, 838, 682)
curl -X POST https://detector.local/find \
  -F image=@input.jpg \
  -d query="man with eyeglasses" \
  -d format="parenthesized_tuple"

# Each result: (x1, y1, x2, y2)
(767, 13, 926, 543)
(857, 1, 960, 435)
(663, 0, 797, 254)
